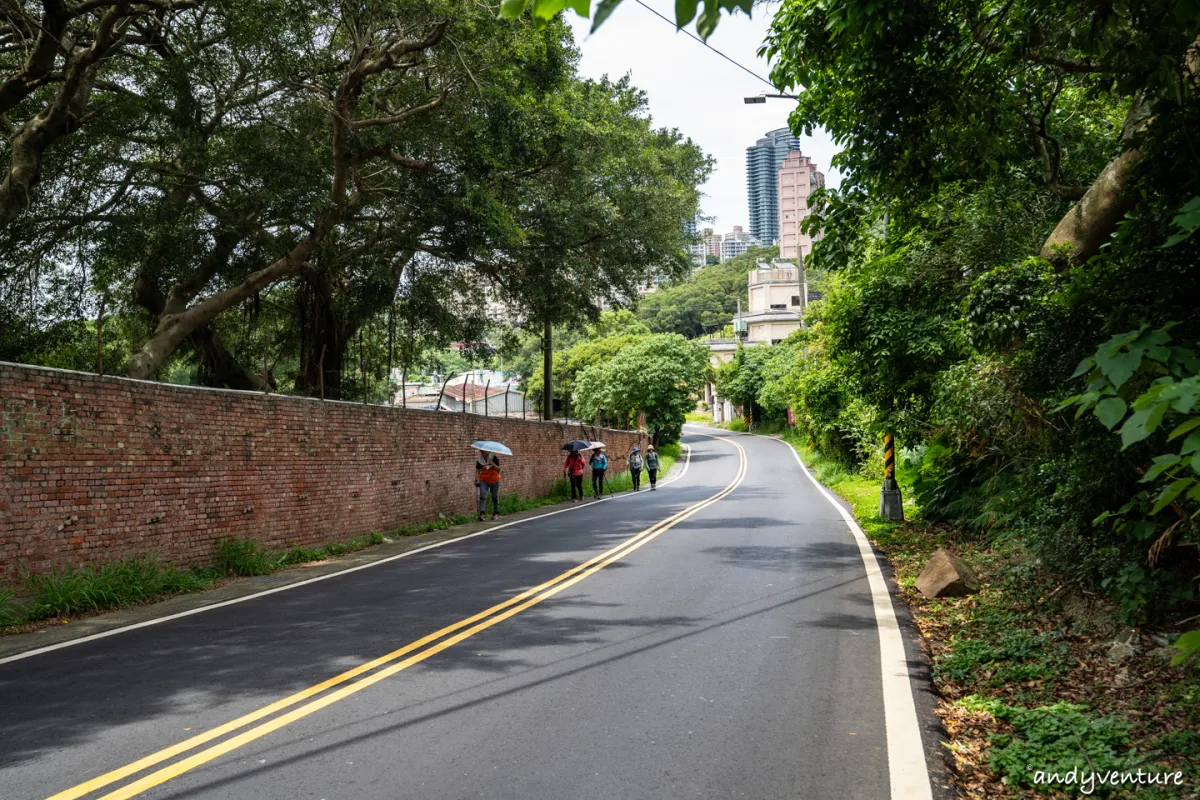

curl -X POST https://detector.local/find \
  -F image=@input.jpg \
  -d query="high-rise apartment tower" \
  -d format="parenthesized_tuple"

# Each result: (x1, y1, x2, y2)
(746, 127, 801, 245)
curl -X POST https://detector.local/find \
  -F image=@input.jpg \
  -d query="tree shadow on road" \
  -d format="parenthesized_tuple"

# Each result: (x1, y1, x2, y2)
(699, 541, 863, 572)
(152, 574, 871, 799)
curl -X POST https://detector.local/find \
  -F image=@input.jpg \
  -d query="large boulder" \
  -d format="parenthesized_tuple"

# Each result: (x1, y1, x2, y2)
(916, 549, 980, 599)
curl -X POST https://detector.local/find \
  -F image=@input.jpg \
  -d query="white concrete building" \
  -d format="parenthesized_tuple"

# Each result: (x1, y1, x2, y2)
(743, 261, 805, 345)
(703, 258, 807, 423)
(720, 226, 759, 261)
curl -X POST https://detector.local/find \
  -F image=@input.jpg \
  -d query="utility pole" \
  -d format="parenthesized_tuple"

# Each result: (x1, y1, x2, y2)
(542, 317, 554, 421)
(878, 206, 903, 520)
(880, 432, 904, 520)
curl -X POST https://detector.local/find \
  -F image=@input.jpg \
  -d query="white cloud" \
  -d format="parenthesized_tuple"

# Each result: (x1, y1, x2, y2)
(566, 3, 842, 235)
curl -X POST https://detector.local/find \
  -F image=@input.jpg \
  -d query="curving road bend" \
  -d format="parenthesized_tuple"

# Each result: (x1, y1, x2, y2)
(0, 428, 946, 800)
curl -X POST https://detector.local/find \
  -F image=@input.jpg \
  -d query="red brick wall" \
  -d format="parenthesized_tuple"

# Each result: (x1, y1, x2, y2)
(0, 362, 645, 586)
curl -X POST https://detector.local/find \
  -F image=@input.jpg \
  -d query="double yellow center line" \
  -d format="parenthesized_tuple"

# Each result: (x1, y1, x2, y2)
(50, 434, 746, 800)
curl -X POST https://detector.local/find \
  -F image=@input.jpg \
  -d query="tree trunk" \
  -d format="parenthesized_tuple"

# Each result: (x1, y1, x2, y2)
(1039, 50, 1198, 265)
(0, 3, 124, 230)
(295, 271, 349, 400)
(131, 270, 268, 389)
(125, 208, 337, 380)
(387, 301, 395, 402)
(401, 318, 416, 409)
(188, 325, 271, 390)
(1039, 148, 1144, 264)
(542, 317, 553, 421)
(0, 69, 95, 228)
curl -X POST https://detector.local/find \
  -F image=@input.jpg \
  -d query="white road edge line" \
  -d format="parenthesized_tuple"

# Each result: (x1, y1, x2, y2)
(0, 443, 693, 666)
(781, 437, 932, 800)
(683, 425, 932, 800)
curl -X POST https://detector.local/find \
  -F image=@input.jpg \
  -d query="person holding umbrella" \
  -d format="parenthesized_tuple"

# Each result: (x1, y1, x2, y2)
(645, 444, 660, 490)
(628, 446, 644, 491)
(471, 441, 511, 521)
(562, 440, 589, 502)
(589, 446, 608, 499)
(564, 451, 586, 502)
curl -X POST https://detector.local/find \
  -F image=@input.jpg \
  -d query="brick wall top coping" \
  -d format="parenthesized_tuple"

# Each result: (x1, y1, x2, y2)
(0, 360, 629, 439)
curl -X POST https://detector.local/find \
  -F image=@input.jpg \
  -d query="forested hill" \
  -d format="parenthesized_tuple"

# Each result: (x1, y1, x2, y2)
(637, 246, 777, 339)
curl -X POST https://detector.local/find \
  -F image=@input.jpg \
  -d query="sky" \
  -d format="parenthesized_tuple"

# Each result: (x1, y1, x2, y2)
(565, 3, 842, 236)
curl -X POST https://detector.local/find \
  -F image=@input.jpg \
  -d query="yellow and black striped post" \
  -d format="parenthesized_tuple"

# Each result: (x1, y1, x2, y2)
(880, 432, 904, 520)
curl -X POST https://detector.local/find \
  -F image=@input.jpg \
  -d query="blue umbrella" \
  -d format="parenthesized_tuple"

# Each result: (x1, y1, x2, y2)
(471, 440, 513, 456)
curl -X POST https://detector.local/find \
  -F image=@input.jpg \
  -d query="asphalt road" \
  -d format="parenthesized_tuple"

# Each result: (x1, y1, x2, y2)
(0, 428, 942, 800)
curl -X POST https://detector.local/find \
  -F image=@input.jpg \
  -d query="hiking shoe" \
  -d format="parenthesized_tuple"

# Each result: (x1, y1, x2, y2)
(491, 514, 499, 520)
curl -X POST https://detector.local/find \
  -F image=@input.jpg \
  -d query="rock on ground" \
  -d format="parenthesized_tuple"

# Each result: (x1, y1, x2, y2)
(916, 548, 980, 599)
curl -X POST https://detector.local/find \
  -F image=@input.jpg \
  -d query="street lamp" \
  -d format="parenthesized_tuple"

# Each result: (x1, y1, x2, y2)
(744, 93, 799, 103)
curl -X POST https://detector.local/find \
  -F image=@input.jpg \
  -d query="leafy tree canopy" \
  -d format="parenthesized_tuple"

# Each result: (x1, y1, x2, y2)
(637, 246, 776, 339)
(574, 333, 709, 444)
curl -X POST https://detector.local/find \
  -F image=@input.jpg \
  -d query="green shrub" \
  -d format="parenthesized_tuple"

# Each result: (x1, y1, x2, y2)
(277, 532, 387, 566)
(984, 701, 1140, 795)
(279, 546, 322, 565)
(0, 588, 20, 627)
(323, 541, 349, 556)
(22, 556, 208, 620)
(213, 537, 279, 577)
(936, 627, 1068, 687)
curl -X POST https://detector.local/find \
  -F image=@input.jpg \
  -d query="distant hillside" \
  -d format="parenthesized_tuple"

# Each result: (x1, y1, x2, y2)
(637, 246, 778, 339)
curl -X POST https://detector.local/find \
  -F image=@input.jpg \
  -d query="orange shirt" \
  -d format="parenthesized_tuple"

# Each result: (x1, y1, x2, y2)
(477, 460, 501, 485)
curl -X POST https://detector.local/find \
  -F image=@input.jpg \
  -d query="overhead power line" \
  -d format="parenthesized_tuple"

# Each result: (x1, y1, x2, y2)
(631, 0, 779, 92)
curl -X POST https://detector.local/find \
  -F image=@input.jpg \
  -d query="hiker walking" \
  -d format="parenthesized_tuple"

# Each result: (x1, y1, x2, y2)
(476, 453, 502, 521)
(564, 449, 586, 502)
(629, 446, 644, 491)
(589, 447, 608, 498)
(645, 445, 660, 490)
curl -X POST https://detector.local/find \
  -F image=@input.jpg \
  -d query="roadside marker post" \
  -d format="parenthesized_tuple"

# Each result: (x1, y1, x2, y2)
(879, 432, 904, 520)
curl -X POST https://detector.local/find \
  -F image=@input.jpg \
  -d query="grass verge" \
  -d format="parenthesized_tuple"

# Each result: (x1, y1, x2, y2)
(2, 556, 211, 627)
(776, 429, 1200, 799)
(1, 444, 682, 635)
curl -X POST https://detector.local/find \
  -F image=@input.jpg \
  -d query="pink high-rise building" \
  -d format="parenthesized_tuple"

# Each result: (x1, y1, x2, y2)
(778, 151, 824, 262)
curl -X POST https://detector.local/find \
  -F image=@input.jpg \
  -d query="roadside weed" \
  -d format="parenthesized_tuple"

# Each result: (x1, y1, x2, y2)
(0, 588, 20, 627)
(22, 556, 208, 620)
(213, 536, 280, 577)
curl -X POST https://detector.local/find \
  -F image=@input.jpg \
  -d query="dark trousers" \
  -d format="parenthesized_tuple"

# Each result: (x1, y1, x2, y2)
(648, 468, 658, 487)
(631, 469, 642, 490)
(569, 474, 584, 500)
(592, 469, 606, 497)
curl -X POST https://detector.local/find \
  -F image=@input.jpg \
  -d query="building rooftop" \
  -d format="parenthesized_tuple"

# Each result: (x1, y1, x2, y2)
(442, 383, 512, 402)
(748, 267, 800, 286)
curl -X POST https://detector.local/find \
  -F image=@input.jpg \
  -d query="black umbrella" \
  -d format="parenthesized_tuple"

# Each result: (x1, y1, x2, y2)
(562, 440, 591, 453)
